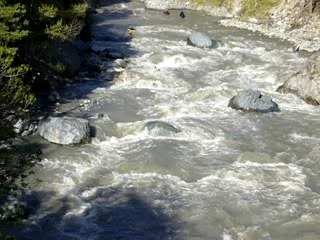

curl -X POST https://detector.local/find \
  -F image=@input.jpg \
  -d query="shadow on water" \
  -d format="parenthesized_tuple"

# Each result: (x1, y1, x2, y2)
(12, 187, 180, 240)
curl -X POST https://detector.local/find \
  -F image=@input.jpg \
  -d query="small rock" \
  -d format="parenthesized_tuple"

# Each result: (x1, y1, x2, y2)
(14, 119, 29, 134)
(228, 89, 280, 113)
(48, 95, 56, 102)
(51, 91, 60, 100)
(145, 121, 180, 136)
(187, 32, 215, 48)
(114, 59, 127, 68)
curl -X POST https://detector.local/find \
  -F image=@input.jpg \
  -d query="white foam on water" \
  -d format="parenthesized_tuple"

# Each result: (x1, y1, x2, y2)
(23, 2, 320, 239)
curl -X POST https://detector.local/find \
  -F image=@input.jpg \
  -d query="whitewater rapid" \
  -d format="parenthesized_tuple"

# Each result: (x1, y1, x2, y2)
(16, 1, 320, 240)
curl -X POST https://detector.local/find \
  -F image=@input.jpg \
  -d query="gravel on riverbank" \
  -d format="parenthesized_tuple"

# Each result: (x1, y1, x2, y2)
(141, 0, 320, 52)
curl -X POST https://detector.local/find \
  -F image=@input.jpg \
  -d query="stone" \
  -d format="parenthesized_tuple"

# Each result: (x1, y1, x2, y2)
(14, 119, 29, 134)
(51, 91, 60, 100)
(277, 52, 320, 105)
(187, 32, 214, 48)
(228, 89, 280, 113)
(48, 95, 56, 102)
(38, 116, 90, 145)
(145, 121, 180, 136)
(114, 59, 127, 68)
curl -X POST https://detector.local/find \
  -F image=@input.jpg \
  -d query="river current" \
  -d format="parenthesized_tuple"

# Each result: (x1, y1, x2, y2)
(15, 1, 320, 239)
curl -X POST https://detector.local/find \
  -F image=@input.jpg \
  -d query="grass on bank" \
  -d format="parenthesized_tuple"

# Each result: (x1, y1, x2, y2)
(191, 0, 281, 17)
(240, 0, 281, 17)
(192, 0, 234, 10)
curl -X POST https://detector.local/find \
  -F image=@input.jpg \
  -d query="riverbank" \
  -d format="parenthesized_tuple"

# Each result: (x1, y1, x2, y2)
(141, 0, 320, 52)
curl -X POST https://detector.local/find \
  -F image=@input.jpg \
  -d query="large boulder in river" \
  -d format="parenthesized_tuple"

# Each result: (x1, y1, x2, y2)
(145, 121, 180, 136)
(187, 32, 213, 48)
(38, 116, 90, 145)
(277, 52, 320, 105)
(228, 89, 280, 113)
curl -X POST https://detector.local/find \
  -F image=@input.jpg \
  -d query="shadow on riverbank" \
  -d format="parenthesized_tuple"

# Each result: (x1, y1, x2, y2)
(47, 0, 139, 113)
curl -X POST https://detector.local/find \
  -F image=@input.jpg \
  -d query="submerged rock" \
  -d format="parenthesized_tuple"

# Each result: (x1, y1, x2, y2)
(38, 116, 90, 145)
(277, 52, 320, 105)
(145, 121, 180, 136)
(228, 89, 280, 113)
(187, 32, 214, 48)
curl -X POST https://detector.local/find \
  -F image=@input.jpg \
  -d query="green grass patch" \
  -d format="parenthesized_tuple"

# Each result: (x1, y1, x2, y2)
(191, 0, 234, 10)
(240, 0, 280, 17)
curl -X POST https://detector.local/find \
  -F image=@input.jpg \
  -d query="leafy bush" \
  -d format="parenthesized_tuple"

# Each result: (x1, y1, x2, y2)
(0, 0, 88, 114)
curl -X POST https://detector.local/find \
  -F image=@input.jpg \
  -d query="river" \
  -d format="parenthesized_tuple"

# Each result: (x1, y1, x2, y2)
(15, 0, 320, 239)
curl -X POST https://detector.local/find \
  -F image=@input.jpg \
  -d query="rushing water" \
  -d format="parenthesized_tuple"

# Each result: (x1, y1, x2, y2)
(15, 1, 320, 239)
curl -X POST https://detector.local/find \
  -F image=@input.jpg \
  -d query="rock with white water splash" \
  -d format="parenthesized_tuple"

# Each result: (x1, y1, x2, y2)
(114, 59, 127, 68)
(145, 121, 180, 136)
(38, 116, 90, 145)
(277, 52, 320, 105)
(187, 32, 214, 48)
(228, 89, 280, 113)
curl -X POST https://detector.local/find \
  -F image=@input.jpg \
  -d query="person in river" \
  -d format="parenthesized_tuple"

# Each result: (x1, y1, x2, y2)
(179, 11, 185, 18)
(163, 9, 170, 15)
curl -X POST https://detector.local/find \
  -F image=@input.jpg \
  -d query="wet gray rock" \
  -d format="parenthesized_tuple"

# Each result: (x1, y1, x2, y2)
(14, 119, 38, 136)
(114, 59, 127, 68)
(14, 119, 29, 134)
(228, 89, 280, 113)
(145, 121, 180, 136)
(38, 116, 90, 145)
(48, 91, 60, 102)
(187, 32, 214, 48)
(277, 52, 320, 105)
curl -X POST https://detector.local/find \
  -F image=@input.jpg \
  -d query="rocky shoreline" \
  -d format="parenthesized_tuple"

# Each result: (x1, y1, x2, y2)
(141, 0, 320, 52)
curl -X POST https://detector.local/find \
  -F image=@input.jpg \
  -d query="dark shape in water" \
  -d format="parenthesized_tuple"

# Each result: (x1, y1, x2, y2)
(127, 26, 136, 37)
(180, 11, 185, 18)
(163, 9, 170, 15)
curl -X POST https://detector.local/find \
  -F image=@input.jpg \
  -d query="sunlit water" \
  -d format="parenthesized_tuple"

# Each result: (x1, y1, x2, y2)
(16, 1, 320, 239)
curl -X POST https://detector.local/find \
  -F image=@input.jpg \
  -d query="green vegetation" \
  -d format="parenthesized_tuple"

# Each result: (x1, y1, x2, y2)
(192, 0, 234, 9)
(0, 0, 88, 115)
(240, 0, 280, 17)
(0, 1, 88, 238)
(191, 0, 281, 17)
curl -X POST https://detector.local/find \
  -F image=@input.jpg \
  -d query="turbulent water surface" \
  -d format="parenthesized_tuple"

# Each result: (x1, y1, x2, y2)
(16, 1, 320, 239)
